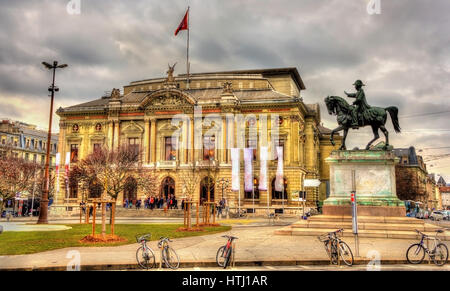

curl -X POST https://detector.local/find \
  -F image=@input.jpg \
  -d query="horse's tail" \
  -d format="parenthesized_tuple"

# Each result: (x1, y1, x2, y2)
(385, 106, 401, 133)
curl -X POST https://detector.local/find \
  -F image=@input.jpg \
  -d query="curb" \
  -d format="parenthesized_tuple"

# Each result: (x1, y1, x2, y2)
(0, 259, 413, 271)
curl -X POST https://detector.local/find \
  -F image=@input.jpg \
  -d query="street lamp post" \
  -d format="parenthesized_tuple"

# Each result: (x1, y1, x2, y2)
(37, 61, 67, 224)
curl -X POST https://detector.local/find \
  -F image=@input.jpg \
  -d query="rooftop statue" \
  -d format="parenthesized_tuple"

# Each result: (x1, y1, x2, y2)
(325, 80, 401, 150)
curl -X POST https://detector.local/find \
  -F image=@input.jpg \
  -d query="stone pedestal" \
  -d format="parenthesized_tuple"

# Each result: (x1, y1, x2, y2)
(323, 150, 405, 217)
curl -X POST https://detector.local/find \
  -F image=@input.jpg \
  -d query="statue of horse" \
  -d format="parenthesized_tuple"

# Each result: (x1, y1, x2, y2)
(324, 96, 401, 150)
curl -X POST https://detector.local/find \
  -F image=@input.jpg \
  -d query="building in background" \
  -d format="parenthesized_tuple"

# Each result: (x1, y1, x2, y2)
(440, 186, 450, 210)
(0, 119, 58, 165)
(55, 67, 341, 211)
(394, 146, 442, 211)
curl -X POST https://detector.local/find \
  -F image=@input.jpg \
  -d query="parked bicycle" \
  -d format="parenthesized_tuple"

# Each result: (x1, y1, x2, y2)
(135, 234, 180, 269)
(216, 235, 238, 268)
(318, 228, 354, 266)
(158, 236, 180, 269)
(136, 234, 156, 269)
(406, 229, 448, 266)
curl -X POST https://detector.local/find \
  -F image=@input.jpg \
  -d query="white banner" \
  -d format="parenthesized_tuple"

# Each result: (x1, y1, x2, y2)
(244, 148, 253, 192)
(259, 146, 268, 191)
(65, 152, 70, 198)
(55, 153, 60, 194)
(231, 148, 240, 191)
(275, 146, 284, 192)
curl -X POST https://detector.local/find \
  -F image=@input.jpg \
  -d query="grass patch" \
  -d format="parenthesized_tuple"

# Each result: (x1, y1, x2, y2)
(0, 224, 231, 255)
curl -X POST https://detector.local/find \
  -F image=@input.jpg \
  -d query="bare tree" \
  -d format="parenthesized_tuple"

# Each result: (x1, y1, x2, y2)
(135, 168, 159, 201)
(0, 156, 38, 212)
(180, 164, 200, 201)
(78, 145, 141, 236)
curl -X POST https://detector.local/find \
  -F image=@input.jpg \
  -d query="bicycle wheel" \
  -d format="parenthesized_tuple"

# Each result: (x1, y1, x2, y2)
(216, 246, 227, 267)
(163, 246, 180, 269)
(136, 246, 156, 269)
(223, 246, 233, 269)
(338, 241, 354, 266)
(433, 243, 448, 266)
(406, 243, 426, 264)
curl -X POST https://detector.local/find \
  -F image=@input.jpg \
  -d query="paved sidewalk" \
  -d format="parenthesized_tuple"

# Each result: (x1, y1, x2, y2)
(1, 225, 447, 270)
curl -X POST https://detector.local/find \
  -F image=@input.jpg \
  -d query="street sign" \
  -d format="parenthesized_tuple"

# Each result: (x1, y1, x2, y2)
(304, 179, 321, 187)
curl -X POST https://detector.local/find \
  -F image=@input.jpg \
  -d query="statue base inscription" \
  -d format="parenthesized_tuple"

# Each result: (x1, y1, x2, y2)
(323, 150, 405, 217)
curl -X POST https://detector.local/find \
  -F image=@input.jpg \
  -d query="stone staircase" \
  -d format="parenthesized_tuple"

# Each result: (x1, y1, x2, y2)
(275, 215, 450, 240)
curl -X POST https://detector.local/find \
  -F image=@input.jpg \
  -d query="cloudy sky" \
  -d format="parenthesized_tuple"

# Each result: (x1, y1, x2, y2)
(0, 0, 449, 180)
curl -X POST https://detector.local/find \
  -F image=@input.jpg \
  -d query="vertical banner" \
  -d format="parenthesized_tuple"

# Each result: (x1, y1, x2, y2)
(275, 146, 284, 192)
(55, 153, 60, 195)
(244, 148, 253, 192)
(259, 146, 268, 191)
(65, 152, 70, 198)
(231, 148, 240, 191)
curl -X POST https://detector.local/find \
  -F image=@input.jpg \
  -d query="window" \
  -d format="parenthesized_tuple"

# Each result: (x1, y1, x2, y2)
(70, 144, 79, 163)
(164, 137, 177, 161)
(128, 138, 139, 155)
(245, 177, 260, 199)
(33, 154, 37, 162)
(272, 177, 288, 200)
(41, 155, 45, 165)
(25, 153, 29, 161)
(203, 136, 215, 160)
(1, 139, 5, 145)
(93, 143, 102, 153)
(95, 123, 102, 131)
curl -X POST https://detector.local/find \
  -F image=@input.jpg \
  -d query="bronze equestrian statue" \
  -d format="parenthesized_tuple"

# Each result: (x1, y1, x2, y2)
(325, 80, 401, 150)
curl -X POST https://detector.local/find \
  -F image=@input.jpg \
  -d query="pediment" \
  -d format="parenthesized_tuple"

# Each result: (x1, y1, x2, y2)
(139, 89, 196, 109)
(122, 121, 144, 134)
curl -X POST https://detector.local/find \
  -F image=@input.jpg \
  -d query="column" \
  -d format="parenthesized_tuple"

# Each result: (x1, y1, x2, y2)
(143, 118, 150, 163)
(150, 118, 157, 163)
(107, 121, 113, 149)
(190, 118, 194, 163)
(222, 116, 227, 163)
(113, 120, 120, 150)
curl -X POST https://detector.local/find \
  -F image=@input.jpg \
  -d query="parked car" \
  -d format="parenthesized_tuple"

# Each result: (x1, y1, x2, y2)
(429, 211, 445, 221)
(440, 210, 450, 220)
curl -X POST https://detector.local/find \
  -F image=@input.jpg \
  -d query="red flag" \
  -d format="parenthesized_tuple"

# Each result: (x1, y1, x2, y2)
(174, 9, 189, 36)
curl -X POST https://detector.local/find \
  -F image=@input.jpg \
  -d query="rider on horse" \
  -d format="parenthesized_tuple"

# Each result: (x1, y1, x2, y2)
(344, 80, 370, 128)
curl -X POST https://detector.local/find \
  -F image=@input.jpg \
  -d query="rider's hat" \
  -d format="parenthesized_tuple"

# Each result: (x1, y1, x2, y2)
(353, 80, 365, 86)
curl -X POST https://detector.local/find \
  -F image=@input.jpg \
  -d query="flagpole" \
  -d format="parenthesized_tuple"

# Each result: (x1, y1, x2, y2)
(186, 6, 190, 89)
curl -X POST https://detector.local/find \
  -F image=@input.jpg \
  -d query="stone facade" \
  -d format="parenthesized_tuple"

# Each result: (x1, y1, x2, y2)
(55, 67, 341, 209)
(440, 187, 450, 210)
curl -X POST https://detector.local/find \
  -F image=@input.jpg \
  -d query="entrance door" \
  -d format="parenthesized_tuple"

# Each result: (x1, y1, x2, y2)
(161, 177, 175, 200)
(200, 177, 215, 204)
(123, 177, 137, 205)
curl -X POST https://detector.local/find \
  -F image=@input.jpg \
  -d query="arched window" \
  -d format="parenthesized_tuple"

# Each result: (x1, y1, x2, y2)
(271, 177, 288, 200)
(161, 177, 175, 200)
(244, 177, 260, 199)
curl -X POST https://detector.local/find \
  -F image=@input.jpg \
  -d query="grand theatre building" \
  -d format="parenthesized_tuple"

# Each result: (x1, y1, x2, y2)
(55, 67, 340, 211)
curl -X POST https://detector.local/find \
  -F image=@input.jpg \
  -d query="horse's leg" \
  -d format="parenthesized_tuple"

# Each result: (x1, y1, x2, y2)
(339, 128, 349, 150)
(365, 125, 380, 150)
(380, 125, 389, 148)
(330, 125, 344, 146)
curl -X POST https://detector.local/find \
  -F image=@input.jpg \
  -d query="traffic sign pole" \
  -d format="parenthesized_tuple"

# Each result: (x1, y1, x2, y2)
(351, 170, 359, 257)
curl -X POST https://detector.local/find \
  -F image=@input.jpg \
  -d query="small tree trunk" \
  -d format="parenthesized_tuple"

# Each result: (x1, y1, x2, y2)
(101, 202, 106, 238)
